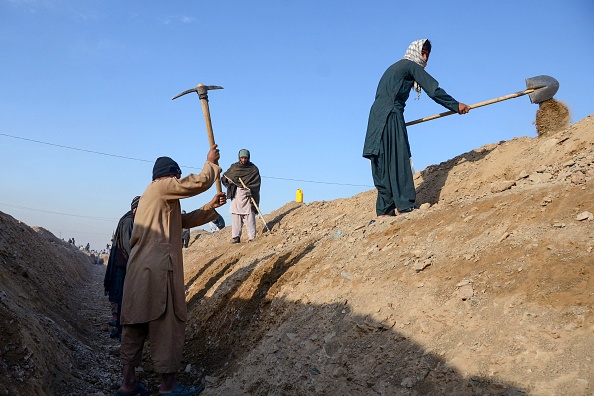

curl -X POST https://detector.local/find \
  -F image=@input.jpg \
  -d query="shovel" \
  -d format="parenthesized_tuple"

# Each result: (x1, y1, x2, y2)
(405, 75, 559, 127)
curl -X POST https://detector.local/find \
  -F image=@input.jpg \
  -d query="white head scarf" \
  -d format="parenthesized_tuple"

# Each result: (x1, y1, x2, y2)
(403, 39, 428, 99)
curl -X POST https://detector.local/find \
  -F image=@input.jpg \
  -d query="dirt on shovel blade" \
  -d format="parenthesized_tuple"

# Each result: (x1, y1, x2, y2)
(535, 98, 571, 137)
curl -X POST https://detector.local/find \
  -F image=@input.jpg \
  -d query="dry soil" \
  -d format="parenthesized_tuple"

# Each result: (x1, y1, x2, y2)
(1, 115, 593, 396)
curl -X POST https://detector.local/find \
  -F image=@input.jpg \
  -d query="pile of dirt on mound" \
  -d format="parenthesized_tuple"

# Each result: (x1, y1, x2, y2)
(535, 98, 571, 136)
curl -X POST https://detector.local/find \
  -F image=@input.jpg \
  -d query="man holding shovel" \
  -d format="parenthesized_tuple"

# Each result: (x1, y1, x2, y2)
(363, 39, 470, 219)
(117, 145, 226, 396)
(222, 149, 261, 243)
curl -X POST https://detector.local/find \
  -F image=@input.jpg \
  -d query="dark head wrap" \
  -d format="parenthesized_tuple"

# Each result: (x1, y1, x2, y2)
(152, 157, 181, 180)
(131, 196, 141, 210)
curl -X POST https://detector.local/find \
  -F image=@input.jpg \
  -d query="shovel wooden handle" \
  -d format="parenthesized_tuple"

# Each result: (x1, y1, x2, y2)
(405, 88, 537, 127)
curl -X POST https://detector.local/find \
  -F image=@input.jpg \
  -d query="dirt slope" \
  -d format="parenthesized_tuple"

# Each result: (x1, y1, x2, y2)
(184, 115, 594, 396)
(0, 115, 593, 395)
(0, 215, 116, 395)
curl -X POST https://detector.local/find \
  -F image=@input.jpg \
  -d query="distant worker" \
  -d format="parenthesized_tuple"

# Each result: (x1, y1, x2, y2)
(117, 146, 227, 396)
(104, 196, 140, 340)
(222, 149, 261, 243)
(208, 214, 226, 233)
(363, 39, 470, 219)
(181, 210, 190, 248)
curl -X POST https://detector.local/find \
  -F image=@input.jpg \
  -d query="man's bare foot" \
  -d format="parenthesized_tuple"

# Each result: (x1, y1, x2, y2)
(377, 214, 393, 219)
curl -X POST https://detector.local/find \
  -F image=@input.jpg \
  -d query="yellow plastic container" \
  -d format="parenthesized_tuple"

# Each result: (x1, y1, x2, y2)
(296, 189, 303, 203)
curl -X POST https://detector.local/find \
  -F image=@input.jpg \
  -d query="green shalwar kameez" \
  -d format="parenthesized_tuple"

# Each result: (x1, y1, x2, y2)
(363, 59, 459, 215)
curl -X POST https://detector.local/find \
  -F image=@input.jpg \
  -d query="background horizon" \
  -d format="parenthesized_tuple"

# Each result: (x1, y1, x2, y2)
(1, 1, 593, 250)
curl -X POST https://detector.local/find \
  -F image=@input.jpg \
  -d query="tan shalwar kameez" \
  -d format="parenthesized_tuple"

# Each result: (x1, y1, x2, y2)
(230, 186, 256, 240)
(120, 161, 221, 373)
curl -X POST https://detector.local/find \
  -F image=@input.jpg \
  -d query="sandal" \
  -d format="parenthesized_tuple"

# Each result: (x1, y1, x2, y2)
(115, 382, 151, 396)
(159, 383, 204, 395)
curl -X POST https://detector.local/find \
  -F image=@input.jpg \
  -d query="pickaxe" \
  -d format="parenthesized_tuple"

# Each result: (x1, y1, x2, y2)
(172, 83, 224, 192)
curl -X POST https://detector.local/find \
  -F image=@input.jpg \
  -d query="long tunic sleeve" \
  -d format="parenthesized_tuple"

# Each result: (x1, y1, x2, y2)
(121, 161, 221, 324)
(363, 59, 459, 159)
(121, 216, 134, 256)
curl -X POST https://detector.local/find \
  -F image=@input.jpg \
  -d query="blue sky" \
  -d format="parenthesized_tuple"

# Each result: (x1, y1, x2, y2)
(1, 1, 593, 250)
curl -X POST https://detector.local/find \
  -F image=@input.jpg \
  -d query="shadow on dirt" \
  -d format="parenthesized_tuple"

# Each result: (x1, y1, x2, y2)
(184, 241, 317, 372)
(186, 254, 224, 290)
(261, 203, 302, 233)
(182, 236, 525, 395)
(416, 146, 494, 205)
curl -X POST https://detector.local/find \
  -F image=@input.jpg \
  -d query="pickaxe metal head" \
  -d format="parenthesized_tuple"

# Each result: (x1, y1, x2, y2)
(525, 75, 559, 104)
(172, 84, 224, 101)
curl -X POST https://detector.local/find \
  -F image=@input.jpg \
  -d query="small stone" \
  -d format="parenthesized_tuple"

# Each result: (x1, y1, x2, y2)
(459, 285, 474, 300)
(491, 180, 516, 193)
(576, 211, 593, 221)
(571, 171, 586, 184)
(414, 261, 431, 273)
(411, 250, 423, 258)
(323, 332, 336, 343)
(309, 367, 321, 375)
(499, 232, 511, 242)
(204, 375, 218, 384)
(538, 138, 559, 153)
(286, 333, 298, 341)
(529, 172, 553, 183)
(517, 170, 529, 180)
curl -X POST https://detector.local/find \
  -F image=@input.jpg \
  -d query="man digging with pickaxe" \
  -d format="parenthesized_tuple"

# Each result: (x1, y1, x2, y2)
(114, 84, 228, 396)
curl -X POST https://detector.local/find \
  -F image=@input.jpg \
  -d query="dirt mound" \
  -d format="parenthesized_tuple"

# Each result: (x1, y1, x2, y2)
(535, 99, 571, 137)
(0, 114, 592, 395)
(0, 213, 115, 395)
(184, 115, 594, 396)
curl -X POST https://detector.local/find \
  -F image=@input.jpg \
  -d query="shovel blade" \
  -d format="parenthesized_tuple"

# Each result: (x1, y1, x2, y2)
(525, 75, 559, 104)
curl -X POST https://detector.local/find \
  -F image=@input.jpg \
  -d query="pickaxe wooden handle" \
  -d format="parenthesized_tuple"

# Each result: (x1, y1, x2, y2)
(172, 83, 224, 192)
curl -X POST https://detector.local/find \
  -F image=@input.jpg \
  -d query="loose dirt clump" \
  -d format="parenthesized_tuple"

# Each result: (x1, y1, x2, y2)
(535, 98, 571, 136)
